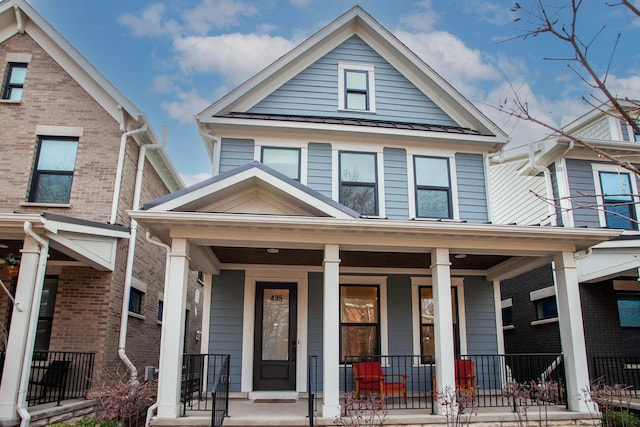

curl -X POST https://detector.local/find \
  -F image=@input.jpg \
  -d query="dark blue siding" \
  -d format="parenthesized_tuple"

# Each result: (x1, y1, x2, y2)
(307, 143, 332, 198)
(249, 35, 457, 127)
(383, 148, 409, 219)
(455, 153, 488, 223)
(219, 138, 254, 173)
(209, 270, 245, 392)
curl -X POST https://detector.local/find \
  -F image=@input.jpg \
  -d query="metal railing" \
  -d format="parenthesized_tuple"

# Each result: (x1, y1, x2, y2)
(27, 351, 95, 406)
(593, 356, 640, 398)
(180, 353, 230, 418)
(340, 354, 566, 411)
(307, 355, 318, 427)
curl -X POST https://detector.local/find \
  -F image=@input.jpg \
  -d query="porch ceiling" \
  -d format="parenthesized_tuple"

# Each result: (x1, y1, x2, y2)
(209, 246, 510, 270)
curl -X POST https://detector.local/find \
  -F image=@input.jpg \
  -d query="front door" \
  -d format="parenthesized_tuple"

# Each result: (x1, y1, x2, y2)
(253, 282, 297, 390)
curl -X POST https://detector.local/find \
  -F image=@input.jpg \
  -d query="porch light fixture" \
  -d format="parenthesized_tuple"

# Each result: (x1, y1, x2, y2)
(0, 244, 8, 249)
(267, 248, 279, 254)
(454, 254, 467, 259)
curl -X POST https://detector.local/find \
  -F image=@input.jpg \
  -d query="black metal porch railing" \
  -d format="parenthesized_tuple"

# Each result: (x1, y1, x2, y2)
(27, 350, 95, 406)
(340, 354, 566, 411)
(180, 353, 230, 418)
(307, 355, 318, 427)
(593, 356, 640, 398)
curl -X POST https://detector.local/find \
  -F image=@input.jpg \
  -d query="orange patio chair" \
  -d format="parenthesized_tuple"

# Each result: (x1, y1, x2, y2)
(353, 360, 407, 404)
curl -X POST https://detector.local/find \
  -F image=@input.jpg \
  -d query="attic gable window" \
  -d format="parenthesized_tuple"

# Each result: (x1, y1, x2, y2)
(2, 62, 27, 101)
(338, 63, 376, 112)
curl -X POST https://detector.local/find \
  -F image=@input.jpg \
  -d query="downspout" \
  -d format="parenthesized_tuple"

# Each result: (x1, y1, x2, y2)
(199, 131, 219, 176)
(110, 112, 148, 225)
(118, 125, 167, 382)
(143, 231, 171, 427)
(528, 143, 557, 226)
(17, 223, 48, 427)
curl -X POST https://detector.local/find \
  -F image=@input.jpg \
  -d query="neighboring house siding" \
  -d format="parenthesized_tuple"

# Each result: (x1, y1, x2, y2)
(464, 277, 498, 354)
(249, 35, 457, 127)
(500, 265, 562, 354)
(210, 270, 246, 392)
(456, 153, 488, 223)
(307, 142, 332, 197)
(219, 138, 254, 173)
(489, 160, 549, 225)
(566, 158, 599, 228)
(574, 117, 611, 140)
(308, 272, 324, 391)
(383, 148, 409, 220)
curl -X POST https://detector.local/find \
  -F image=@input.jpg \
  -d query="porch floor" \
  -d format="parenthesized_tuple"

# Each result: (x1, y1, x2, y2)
(151, 397, 596, 427)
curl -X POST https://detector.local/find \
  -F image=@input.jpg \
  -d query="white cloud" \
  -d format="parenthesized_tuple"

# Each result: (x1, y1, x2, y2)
(394, 30, 500, 98)
(173, 33, 297, 85)
(400, 0, 439, 31)
(118, 4, 180, 37)
(456, 0, 514, 26)
(152, 75, 178, 94)
(182, 172, 213, 187)
(181, 0, 258, 35)
(289, 0, 312, 8)
(161, 90, 211, 124)
(605, 74, 640, 100)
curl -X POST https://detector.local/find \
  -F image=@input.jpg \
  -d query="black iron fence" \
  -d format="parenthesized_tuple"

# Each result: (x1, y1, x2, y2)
(593, 356, 640, 398)
(180, 353, 230, 419)
(27, 350, 95, 406)
(340, 354, 566, 411)
(307, 355, 318, 427)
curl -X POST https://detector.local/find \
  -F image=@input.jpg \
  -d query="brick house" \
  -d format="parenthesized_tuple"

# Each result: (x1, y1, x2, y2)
(491, 100, 640, 387)
(0, 1, 203, 424)
(131, 6, 619, 425)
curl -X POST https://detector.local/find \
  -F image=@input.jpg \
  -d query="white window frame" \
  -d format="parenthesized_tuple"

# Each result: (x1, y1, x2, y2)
(410, 277, 466, 364)
(253, 140, 308, 185)
(407, 153, 460, 220)
(338, 63, 376, 113)
(592, 163, 640, 231)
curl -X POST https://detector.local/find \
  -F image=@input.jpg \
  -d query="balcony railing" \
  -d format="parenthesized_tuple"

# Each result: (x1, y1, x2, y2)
(340, 354, 566, 411)
(593, 356, 640, 398)
(27, 350, 95, 406)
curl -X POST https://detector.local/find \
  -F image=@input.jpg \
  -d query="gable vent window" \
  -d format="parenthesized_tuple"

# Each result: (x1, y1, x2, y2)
(338, 63, 375, 113)
(2, 62, 27, 101)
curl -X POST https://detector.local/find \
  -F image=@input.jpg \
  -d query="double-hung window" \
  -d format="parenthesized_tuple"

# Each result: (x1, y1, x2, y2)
(535, 296, 558, 321)
(261, 147, 301, 181)
(340, 285, 379, 363)
(419, 286, 458, 362)
(129, 288, 143, 315)
(340, 151, 378, 216)
(34, 277, 58, 353)
(29, 137, 78, 204)
(338, 63, 375, 112)
(616, 292, 640, 327)
(596, 169, 637, 230)
(2, 62, 27, 101)
(414, 156, 452, 219)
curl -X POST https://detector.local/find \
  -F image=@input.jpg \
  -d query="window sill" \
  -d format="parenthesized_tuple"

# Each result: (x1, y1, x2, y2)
(21, 202, 71, 208)
(531, 317, 558, 326)
(337, 108, 377, 114)
(502, 325, 514, 330)
(156, 320, 162, 325)
(128, 311, 145, 320)
(0, 99, 21, 104)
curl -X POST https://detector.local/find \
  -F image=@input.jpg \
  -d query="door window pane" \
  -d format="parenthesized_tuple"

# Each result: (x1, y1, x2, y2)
(262, 147, 300, 181)
(262, 289, 290, 361)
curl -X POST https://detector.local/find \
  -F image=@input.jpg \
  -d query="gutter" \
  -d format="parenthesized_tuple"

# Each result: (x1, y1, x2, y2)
(118, 125, 167, 382)
(110, 110, 148, 225)
(17, 222, 49, 427)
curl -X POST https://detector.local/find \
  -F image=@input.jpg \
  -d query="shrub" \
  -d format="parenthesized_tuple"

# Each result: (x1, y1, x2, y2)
(603, 411, 640, 427)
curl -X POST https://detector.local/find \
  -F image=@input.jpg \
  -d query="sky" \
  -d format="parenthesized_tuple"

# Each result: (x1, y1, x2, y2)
(20, 0, 640, 186)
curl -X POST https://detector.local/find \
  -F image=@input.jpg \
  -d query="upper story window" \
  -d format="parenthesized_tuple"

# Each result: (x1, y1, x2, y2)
(634, 120, 640, 142)
(340, 151, 377, 216)
(2, 62, 27, 101)
(262, 147, 301, 181)
(414, 156, 452, 219)
(29, 137, 79, 204)
(338, 63, 375, 112)
(617, 292, 640, 327)
(593, 166, 638, 231)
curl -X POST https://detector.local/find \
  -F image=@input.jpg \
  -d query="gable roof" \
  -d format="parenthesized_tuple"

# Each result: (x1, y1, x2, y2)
(196, 6, 507, 143)
(142, 161, 360, 219)
(0, 0, 183, 191)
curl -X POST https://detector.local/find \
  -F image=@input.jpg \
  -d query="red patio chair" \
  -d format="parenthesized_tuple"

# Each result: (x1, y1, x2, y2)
(432, 359, 476, 399)
(353, 361, 407, 404)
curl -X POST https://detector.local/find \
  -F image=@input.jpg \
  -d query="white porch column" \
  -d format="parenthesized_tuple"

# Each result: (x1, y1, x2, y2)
(156, 238, 190, 419)
(553, 251, 589, 412)
(0, 235, 45, 420)
(322, 244, 341, 418)
(431, 247, 455, 414)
